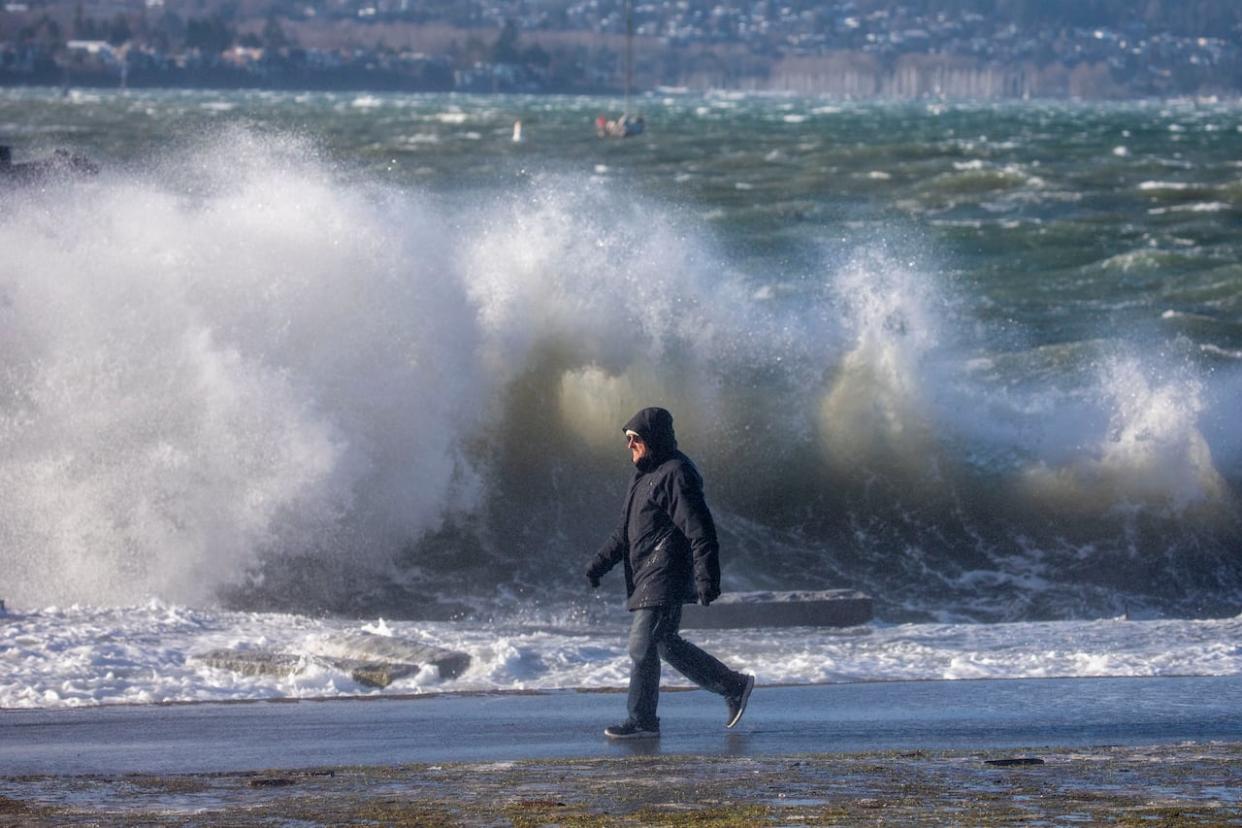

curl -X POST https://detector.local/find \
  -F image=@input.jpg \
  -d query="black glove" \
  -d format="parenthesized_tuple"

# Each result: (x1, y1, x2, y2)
(588, 572, 601, 589)
(697, 585, 720, 606)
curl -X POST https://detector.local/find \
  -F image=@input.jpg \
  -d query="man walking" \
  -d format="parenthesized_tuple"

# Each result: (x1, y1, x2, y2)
(586, 407, 755, 739)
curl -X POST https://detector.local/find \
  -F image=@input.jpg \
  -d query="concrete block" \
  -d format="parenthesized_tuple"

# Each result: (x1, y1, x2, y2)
(680, 589, 873, 629)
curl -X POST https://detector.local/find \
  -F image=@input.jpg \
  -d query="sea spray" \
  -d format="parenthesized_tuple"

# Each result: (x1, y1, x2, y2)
(1023, 354, 1226, 512)
(0, 132, 484, 608)
(819, 247, 946, 481)
(1, 128, 1241, 620)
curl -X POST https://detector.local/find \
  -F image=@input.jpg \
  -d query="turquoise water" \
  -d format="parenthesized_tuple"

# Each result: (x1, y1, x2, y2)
(2, 88, 1241, 620)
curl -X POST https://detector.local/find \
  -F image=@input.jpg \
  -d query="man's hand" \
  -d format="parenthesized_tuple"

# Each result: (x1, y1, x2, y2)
(697, 585, 720, 606)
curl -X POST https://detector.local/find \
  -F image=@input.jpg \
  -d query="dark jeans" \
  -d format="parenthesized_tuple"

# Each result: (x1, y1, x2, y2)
(626, 603, 742, 727)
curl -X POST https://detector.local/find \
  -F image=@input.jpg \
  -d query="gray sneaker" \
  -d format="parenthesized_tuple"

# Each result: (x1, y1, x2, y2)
(725, 674, 755, 728)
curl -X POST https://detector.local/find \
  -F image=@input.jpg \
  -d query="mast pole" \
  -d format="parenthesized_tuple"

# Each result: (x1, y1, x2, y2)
(624, 0, 633, 116)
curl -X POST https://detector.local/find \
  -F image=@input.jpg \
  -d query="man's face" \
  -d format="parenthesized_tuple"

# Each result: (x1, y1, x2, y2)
(626, 430, 649, 465)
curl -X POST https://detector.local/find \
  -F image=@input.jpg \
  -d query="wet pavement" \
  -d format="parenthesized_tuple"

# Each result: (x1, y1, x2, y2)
(2, 675, 1240, 775)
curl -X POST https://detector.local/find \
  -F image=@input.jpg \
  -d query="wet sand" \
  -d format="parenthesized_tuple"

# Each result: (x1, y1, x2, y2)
(2, 743, 1239, 826)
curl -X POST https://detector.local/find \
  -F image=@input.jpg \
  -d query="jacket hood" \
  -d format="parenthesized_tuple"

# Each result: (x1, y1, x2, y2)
(623, 407, 678, 465)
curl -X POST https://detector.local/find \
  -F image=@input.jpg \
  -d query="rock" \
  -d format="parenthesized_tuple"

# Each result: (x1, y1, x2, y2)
(309, 632, 471, 680)
(193, 630, 469, 690)
(327, 659, 421, 689)
(192, 633, 471, 688)
(680, 589, 873, 629)
(193, 650, 304, 678)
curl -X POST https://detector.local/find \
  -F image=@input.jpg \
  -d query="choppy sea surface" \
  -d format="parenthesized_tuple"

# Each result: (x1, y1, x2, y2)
(2, 89, 1242, 707)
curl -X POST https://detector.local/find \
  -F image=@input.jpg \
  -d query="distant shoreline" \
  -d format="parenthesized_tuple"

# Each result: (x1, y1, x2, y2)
(2, 80, 1239, 103)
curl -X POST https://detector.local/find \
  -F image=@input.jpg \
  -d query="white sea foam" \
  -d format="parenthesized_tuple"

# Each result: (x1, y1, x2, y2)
(1139, 180, 1192, 191)
(1, 604, 1238, 709)
(1148, 202, 1230, 215)
(1201, 343, 1242, 360)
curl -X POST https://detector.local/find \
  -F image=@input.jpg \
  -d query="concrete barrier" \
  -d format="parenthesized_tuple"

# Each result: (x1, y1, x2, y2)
(680, 589, 873, 629)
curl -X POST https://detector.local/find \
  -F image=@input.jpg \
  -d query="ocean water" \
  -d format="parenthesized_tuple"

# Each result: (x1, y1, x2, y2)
(2, 602, 1240, 709)
(2, 89, 1242, 707)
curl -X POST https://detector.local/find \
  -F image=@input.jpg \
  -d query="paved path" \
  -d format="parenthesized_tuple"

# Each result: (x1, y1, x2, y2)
(2, 675, 1239, 774)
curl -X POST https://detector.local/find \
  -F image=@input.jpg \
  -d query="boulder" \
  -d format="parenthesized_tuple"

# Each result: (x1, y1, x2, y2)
(680, 589, 873, 629)
(307, 632, 471, 680)
(327, 659, 422, 689)
(193, 649, 304, 678)
(192, 632, 471, 688)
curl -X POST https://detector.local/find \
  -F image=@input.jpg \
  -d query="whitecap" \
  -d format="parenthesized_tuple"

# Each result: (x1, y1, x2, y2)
(1139, 180, 1190, 191)
(1200, 343, 1242, 360)
(1148, 202, 1229, 215)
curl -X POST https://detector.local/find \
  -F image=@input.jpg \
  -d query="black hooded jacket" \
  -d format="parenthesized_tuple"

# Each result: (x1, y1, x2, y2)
(586, 407, 722, 610)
